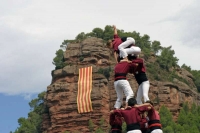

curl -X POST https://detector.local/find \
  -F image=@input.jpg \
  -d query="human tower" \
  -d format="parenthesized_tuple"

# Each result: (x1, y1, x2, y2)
(108, 25, 163, 133)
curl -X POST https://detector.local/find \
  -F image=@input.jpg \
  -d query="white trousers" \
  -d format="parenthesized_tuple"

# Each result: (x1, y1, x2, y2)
(136, 81, 150, 104)
(114, 80, 134, 109)
(151, 129, 163, 133)
(127, 130, 142, 133)
(118, 37, 141, 58)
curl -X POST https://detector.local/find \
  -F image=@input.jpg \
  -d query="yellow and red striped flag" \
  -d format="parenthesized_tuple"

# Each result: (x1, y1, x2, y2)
(77, 66, 93, 113)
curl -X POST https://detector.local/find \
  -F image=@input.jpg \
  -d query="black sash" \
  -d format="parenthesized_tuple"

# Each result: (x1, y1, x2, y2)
(127, 123, 140, 132)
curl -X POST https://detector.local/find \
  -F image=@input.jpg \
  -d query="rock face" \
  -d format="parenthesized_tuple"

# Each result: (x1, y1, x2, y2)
(42, 37, 200, 133)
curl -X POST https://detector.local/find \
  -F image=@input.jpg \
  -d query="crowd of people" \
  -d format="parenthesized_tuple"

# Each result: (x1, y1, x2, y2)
(107, 25, 163, 133)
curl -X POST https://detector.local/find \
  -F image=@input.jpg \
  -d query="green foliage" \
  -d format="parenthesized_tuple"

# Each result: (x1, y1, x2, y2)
(88, 119, 94, 132)
(163, 126, 174, 133)
(79, 56, 84, 62)
(63, 131, 70, 133)
(160, 104, 200, 133)
(102, 25, 113, 41)
(95, 128, 104, 133)
(76, 32, 87, 41)
(151, 40, 162, 55)
(97, 67, 111, 80)
(52, 49, 67, 70)
(14, 91, 47, 133)
(168, 70, 190, 85)
(122, 122, 126, 133)
(60, 39, 75, 50)
(92, 28, 104, 38)
(160, 105, 175, 128)
(190, 70, 200, 92)
(181, 64, 200, 92)
(99, 117, 104, 129)
(157, 46, 179, 71)
(146, 63, 161, 81)
(181, 63, 192, 72)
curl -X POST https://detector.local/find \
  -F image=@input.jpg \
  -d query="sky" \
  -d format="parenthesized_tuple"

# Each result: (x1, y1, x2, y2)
(0, 0, 200, 132)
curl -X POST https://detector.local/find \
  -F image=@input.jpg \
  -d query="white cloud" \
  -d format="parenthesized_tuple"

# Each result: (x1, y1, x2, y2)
(0, 0, 200, 95)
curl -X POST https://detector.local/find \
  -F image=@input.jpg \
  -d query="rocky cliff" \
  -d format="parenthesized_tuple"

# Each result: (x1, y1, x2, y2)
(42, 37, 200, 133)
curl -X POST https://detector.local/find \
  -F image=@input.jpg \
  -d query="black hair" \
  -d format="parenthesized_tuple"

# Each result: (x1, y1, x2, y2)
(121, 37, 127, 42)
(128, 98, 137, 106)
(127, 55, 137, 61)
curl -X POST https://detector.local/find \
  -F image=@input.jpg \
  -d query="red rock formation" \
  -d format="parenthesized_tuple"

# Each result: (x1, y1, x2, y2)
(42, 37, 200, 133)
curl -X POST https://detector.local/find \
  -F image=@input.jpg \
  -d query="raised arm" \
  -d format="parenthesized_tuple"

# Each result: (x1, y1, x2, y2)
(134, 103, 152, 111)
(113, 25, 118, 35)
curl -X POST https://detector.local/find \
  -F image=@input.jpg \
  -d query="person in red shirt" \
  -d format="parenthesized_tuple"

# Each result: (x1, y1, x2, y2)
(129, 55, 150, 104)
(107, 25, 141, 63)
(109, 112, 123, 133)
(111, 98, 152, 133)
(146, 102, 163, 133)
(114, 60, 137, 109)
(139, 113, 150, 133)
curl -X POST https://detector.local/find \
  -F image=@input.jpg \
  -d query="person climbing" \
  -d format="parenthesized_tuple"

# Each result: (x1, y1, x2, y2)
(129, 55, 150, 104)
(110, 98, 152, 133)
(106, 25, 141, 63)
(114, 58, 138, 109)
(109, 110, 123, 133)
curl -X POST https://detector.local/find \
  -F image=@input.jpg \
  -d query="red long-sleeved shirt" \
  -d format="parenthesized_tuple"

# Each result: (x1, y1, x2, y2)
(112, 34, 123, 53)
(148, 108, 160, 121)
(114, 106, 149, 125)
(131, 58, 146, 73)
(109, 113, 122, 127)
(114, 61, 137, 79)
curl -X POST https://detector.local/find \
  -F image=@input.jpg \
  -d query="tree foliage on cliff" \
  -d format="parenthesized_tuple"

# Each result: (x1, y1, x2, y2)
(52, 49, 67, 70)
(182, 64, 200, 92)
(52, 25, 200, 90)
(159, 103, 200, 133)
(13, 91, 47, 133)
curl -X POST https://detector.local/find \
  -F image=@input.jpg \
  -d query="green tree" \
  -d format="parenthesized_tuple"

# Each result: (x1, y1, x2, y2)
(190, 70, 200, 92)
(181, 63, 192, 72)
(103, 25, 113, 41)
(151, 40, 162, 55)
(181, 64, 200, 92)
(159, 105, 175, 128)
(163, 126, 174, 133)
(60, 39, 75, 50)
(14, 92, 47, 133)
(52, 49, 66, 70)
(157, 46, 179, 70)
(92, 28, 104, 38)
(95, 128, 104, 133)
(76, 32, 87, 41)
(88, 119, 94, 132)
(173, 124, 185, 133)
(177, 109, 188, 126)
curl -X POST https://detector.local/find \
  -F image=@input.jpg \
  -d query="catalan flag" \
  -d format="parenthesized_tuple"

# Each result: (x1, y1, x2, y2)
(77, 66, 93, 113)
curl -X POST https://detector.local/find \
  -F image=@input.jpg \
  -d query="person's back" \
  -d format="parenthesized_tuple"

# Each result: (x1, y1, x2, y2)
(130, 57, 150, 104)
(114, 61, 137, 109)
(118, 107, 141, 130)
(148, 107, 163, 133)
(112, 98, 151, 133)
(109, 113, 122, 133)
(114, 61, 131, 76)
